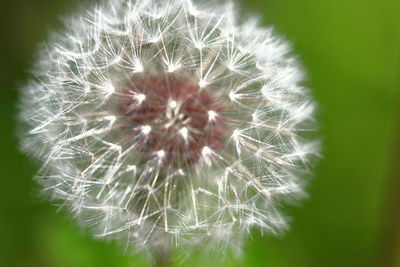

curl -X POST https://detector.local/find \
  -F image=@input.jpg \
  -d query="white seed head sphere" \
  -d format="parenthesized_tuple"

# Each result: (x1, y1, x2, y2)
(20, 0, 318, 257)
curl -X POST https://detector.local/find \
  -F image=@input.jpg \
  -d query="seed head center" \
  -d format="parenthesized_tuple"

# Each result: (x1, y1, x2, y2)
(120, 75, 229, 167)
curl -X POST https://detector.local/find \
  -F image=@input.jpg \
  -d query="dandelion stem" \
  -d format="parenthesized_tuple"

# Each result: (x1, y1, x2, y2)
(150, 248, 172, 267)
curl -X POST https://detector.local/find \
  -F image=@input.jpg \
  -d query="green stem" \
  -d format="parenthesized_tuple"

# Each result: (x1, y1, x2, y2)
(150, 247, 172, 267)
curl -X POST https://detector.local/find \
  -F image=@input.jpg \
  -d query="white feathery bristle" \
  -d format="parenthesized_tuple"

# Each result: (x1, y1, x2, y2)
(19, 0, 318, 257)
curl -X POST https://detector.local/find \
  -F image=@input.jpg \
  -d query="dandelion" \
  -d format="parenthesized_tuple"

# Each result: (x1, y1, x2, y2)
(20, 0, 318, 264)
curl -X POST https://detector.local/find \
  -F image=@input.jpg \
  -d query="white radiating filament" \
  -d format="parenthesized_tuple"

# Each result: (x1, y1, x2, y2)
(20, 0, 318, 257)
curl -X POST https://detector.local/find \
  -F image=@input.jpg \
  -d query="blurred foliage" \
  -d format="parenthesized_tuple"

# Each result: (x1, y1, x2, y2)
(0, 0, 399, 266)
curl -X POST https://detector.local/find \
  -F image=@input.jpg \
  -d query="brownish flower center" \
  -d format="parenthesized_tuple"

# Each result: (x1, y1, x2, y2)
(120, 75, 229, 167)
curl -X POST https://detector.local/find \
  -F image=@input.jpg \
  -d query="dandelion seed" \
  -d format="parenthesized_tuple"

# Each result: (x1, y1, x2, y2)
(19, 0, 318, 262)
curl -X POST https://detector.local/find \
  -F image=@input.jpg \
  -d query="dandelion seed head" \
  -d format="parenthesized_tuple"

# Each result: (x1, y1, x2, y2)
(20, 0, 318, 257)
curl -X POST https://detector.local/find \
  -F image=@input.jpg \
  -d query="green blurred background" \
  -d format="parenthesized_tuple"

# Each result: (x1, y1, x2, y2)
(1, 0, 399, 266)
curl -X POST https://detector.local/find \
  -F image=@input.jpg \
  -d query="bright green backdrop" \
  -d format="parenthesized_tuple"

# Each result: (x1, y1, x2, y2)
(1, 0, 399, 266)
